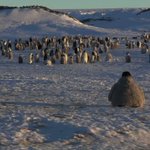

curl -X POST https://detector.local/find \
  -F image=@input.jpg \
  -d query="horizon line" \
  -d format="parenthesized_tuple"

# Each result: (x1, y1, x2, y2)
(0, 5, 149, 10)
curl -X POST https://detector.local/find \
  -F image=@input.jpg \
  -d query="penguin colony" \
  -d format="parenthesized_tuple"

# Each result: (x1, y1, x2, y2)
(0, 33, 149, 107)
(0, 33, 149, 65)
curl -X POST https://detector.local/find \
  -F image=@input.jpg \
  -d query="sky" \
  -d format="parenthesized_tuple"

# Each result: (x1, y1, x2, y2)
(0, 0, 150, 9)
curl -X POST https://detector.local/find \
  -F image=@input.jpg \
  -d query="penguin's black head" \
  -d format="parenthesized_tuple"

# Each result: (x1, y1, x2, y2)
(122, 71, 132, 77)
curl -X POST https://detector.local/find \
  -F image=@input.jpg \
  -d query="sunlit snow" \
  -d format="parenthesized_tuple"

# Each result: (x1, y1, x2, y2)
(0, 6, 150, 150)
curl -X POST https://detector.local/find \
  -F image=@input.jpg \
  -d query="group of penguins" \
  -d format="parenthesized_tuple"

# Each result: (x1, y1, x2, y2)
(0, 34, 149, 107)
(16, 36, 117, 65)
(0, 33, 150, 65)
(24, 48, 112, 65)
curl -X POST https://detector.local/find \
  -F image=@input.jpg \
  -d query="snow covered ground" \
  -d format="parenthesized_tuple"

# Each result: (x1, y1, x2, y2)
(0, 43, 150, 150)
(0, 6, 150, 150)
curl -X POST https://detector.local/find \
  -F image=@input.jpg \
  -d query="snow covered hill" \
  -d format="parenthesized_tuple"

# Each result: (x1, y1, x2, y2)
(0, 6, 111, 39)
(67, 8, 150, 33)
(1, 6, 149, 39)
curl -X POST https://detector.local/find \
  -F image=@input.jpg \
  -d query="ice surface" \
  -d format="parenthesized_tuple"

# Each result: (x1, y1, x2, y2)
(0, 7, 150, 150)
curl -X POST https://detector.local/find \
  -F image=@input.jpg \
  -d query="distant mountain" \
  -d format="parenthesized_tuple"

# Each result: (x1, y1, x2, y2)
(0, 6, 17, 9)
(67, 8, 150, 32)
(0, 5, 115, 39)
(137, 8, 150, 15)
(0, 6, 149, 39)
(0, 6, 67, 16)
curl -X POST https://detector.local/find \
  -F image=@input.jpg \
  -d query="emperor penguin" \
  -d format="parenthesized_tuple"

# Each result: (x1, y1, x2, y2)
(60, 52, 68, 64)
(108, 71, 145, 107)
(125, 52, 131, 63)
(105, 52, 113, 62)
(29, 53, 34, 64)
(82, 50, 88, 64)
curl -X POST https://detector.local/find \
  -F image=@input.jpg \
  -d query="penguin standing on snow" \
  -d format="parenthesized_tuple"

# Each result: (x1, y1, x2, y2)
(125, 52, 131, 63)
(108, 71, 145, 107)
(18, 54, 23, 64)
(35, 53, 40, 63)
(29, 53, 34, 64)
(8, 48, 13, 60)
(91, 51, 97, 63)
(105, 52, 113, 62)
(68, 54, 74, 64)
(82, 50, 88, 64)
(60, 52, 68, 64)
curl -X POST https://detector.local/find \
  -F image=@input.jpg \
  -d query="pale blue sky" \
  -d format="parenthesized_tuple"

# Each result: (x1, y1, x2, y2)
(0, 0, 149, 9)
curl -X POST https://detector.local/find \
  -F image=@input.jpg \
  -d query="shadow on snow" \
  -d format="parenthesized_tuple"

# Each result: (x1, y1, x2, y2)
(28, 118, 88, 142)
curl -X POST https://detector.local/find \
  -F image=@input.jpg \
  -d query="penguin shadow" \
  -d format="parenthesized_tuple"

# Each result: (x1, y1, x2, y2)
(28, 118, 88, 142)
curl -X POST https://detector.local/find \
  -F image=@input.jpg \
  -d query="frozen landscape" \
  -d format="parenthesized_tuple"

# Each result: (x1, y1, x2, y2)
(0, 6, 150, 150)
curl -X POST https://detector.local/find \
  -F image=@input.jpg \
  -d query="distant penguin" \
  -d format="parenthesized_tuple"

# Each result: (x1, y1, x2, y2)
(35, 53, 40, 63)
(29, 53, 34, 64)
(76, 52, 81, 63)
(51, 55, 56, 64)
(55, 48, 61, 60)
(8, 48, 13, 60)
(91, 51, 97, 63)
(18, 55, 23, 64)
(125, 52, 131, 63)
(82, 50, 88, 63)
(104, 44, 109, 53)
(108, 71, 145, 107)
(137, 41, 142, 48)
(99, 47, 103, 54)
(46, 59, 52, 66)
(69, 55, 74, 64)
(105, 52, 113, 62)
(60, 52, 68, 64)
(97, 53, 101, 62)
(43, 51, 48, 62)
